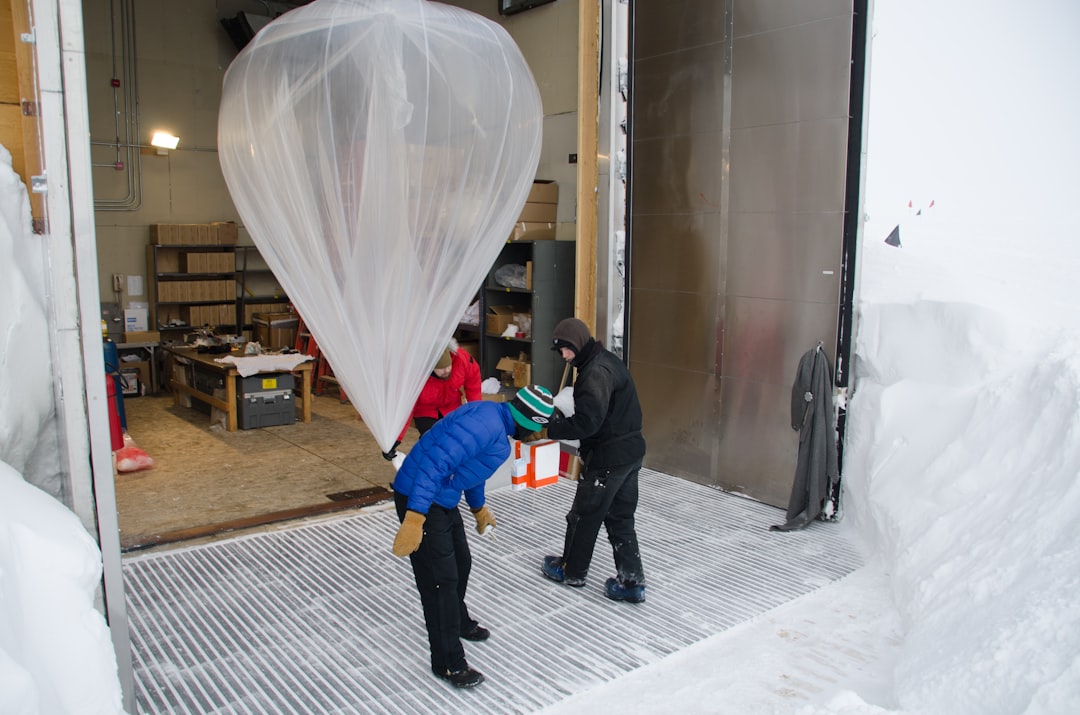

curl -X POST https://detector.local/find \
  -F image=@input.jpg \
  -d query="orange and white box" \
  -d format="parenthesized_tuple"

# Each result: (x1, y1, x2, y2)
(511, 439, 561, 490)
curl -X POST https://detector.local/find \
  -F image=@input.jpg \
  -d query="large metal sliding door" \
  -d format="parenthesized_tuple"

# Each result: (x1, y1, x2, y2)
(628, 0, 861, 507)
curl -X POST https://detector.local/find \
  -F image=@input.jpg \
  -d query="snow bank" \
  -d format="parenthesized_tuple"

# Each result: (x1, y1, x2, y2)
(0, 462, 126, 714)
(0, 146, 58, 493)
(841, 239, 1080, 714)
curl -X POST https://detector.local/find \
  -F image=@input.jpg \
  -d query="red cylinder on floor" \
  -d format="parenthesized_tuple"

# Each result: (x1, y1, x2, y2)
(106, 376, 124, 451)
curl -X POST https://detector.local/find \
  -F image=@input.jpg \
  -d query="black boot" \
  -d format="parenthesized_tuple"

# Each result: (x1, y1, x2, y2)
(433, 665, 485, 688)
(461, 623, 490, 642)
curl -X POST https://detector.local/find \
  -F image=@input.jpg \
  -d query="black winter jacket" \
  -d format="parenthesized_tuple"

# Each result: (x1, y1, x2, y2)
(546, 339, 646, 469)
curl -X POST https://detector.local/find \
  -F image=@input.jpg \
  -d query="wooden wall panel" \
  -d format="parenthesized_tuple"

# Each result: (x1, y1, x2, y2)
(1, 0, 44, 230)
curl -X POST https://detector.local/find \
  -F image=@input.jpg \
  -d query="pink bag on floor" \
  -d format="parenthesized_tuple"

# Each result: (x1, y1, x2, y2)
(116, 445, 154, 473)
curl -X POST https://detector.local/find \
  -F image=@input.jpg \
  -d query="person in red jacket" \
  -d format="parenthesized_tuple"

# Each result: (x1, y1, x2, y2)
(395, 341, 482, 445)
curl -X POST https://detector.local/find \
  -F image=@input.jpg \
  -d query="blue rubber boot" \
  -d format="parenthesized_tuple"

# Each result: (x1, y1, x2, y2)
(604, 577, 646, 603)
(541, 555, 585, 587)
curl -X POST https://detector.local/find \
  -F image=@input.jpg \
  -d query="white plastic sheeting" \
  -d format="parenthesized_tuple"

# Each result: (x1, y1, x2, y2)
(219, 0, 542, 450)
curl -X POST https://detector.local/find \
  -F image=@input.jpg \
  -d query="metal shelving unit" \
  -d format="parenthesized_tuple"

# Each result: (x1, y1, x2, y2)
(235, 246, 290, 337)
(481, 240, 575, 391)
(146, 244, 238, 341)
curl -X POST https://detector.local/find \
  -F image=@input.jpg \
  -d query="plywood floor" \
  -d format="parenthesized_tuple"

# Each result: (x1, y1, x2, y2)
(117, 391, 407, 552)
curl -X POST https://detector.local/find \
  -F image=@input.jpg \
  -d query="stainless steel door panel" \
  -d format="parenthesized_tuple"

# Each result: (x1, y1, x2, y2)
(727, 211, 843, 303)
(729, 118, 848, 214)
(632, 360, 720, 483)
(633, 44, 727, 140)
(723, 295, 838, 384)
(631, 132, 725, 215)
(633, 0, 727, 60)
(628, 0, 855, 506)
(714, 376, 797, 507)
(629, 286, 722, 374)
(731, 16, 852, 128)
(631, 212, 726, 295)
(732, 0, 853, 36)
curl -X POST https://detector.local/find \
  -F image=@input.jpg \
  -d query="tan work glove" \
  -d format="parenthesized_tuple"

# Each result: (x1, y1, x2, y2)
(471, 506, 496, 536)
(392, 510, 426, 557)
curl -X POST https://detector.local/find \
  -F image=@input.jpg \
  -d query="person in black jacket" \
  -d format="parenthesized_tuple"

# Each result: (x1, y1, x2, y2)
(540, 318, 648, 603)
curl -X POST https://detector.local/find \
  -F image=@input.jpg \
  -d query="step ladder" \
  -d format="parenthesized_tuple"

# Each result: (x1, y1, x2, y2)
(294, 316, 348, 403)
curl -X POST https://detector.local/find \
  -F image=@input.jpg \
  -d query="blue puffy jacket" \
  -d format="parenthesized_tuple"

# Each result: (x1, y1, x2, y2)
(392, 400, 516, 514)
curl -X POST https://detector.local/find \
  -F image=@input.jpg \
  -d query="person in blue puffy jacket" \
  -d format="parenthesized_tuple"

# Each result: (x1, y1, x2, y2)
(391, 384, 555, 689)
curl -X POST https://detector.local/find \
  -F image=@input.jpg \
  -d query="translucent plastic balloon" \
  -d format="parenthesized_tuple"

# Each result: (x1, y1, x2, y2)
(218, 0, 542, 451)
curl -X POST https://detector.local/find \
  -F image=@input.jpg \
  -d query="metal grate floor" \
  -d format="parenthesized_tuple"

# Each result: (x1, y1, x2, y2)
(122, 468, 862, 714)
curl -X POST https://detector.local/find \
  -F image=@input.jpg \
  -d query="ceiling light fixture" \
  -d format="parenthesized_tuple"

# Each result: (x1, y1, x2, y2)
(150, 131, 180, 154)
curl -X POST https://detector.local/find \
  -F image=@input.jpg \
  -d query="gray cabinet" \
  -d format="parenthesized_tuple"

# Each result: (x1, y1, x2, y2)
(482, 240, 575, 392)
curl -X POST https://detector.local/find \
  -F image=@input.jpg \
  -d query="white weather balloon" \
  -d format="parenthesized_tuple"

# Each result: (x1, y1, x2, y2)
(218, 0, 542, 451)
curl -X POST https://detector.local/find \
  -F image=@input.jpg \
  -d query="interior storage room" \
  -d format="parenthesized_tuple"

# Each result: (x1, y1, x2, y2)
(57, 0, 862, 550)
(85, 0, 583, 548)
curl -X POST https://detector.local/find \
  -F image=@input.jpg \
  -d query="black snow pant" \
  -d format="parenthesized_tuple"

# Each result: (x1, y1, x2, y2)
(394, 492, 478, 674)
(413, 415, 439, 436)
(560, 458, 645, 586)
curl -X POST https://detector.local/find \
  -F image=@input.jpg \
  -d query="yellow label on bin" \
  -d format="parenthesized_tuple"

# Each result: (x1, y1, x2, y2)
(262, 378, 278, 390)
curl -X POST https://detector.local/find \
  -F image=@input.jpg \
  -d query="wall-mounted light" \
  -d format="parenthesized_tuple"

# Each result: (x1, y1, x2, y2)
(150, 131, 180, 155)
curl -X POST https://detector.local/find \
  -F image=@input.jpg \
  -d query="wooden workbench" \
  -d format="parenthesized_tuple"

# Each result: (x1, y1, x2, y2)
(166, 346, 313, 432)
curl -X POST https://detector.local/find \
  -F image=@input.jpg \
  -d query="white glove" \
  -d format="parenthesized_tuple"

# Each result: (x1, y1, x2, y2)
(554, 386, 576, 417)
(391, 451, 406, 471)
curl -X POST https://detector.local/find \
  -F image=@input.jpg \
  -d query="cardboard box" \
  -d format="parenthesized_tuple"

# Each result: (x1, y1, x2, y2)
(486, 305, 517, 335)
(509, 221, 556, 242)
(496, 355, 531, 388)
(150, 222, 239, 246)
(559, 443, 583, 481)
(253, 312, 298, 350)
(457, 340, 479, 361)
(123, 330, 160, 344)
(513, 361, 530, 387)
(150, 224, 178, 245)
(517, 202, 557, 223)
(180, 225, 201, 245)
(212, 221, 239, 245)
(171, 362, 192, 407)
(183, 251, 234, 273)
(527, 180, 558, 204)
(511, 439, 560, 490)
(124, 308, 148, 332)
(119, 360, 150, 396)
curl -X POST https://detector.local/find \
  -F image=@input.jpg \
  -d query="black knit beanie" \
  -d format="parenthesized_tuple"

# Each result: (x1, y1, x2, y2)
(551, 318, 592, 353)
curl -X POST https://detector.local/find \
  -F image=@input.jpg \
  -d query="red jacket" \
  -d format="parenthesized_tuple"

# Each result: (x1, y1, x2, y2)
(398, 348, 482, 441)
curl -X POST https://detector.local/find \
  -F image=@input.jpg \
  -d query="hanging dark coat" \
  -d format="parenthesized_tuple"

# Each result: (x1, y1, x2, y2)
(771, 345, 839, 531)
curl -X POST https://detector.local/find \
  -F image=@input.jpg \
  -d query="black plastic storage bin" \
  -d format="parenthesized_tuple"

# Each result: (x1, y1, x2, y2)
(237, 390, 295, 429)
(237, 372, 297, 429)
(192, 366, 227, 415)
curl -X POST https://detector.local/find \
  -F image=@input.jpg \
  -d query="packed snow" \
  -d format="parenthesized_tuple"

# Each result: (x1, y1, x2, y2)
(2, 0, 1079, 713)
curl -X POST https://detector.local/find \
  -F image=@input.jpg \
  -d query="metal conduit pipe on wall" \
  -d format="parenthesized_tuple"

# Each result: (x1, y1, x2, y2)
(92, 0, 141, 211)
